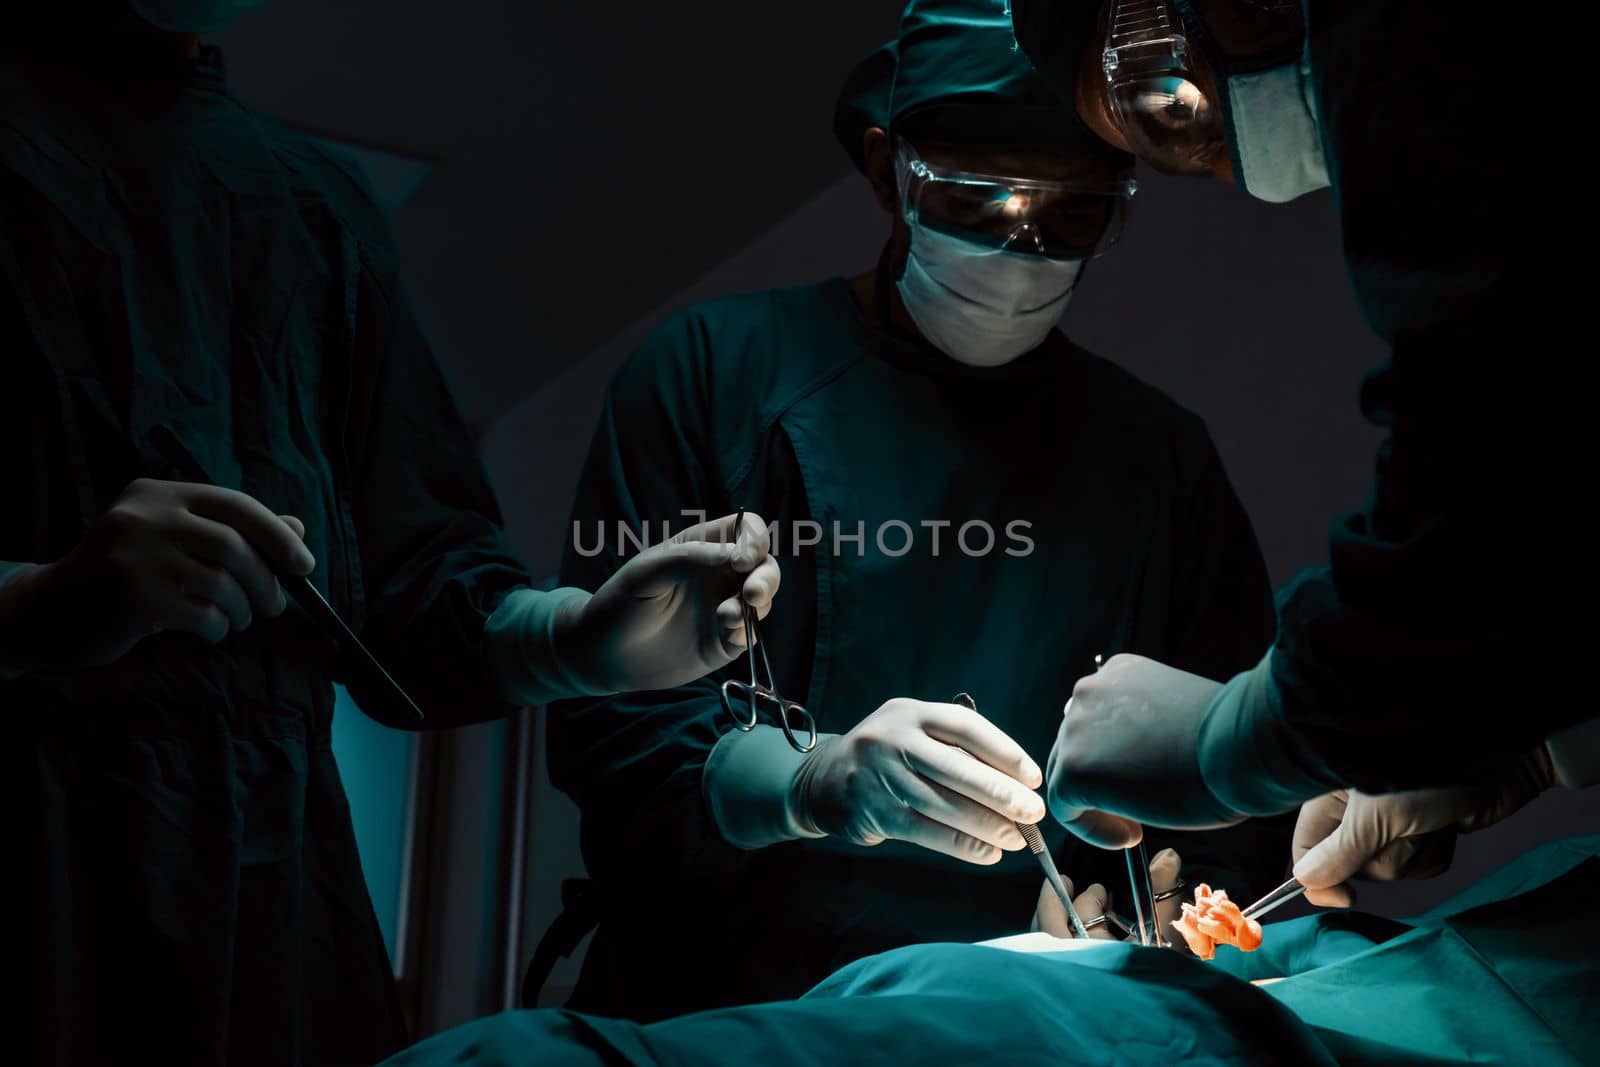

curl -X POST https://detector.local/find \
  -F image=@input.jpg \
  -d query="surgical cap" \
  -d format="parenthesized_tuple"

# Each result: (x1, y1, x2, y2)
(127, 0, 267, 32)
(833, 41, 898, 174)
(1007, 0, 1105, 122)
(834, 0, 1120, 168)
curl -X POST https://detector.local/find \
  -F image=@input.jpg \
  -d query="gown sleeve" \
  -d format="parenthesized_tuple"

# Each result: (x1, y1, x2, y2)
(339, 254, 536, 728)
(1143, 428, 1295, 901)
(1228, 0, 1581, 800)
(547, 311, 753, 880)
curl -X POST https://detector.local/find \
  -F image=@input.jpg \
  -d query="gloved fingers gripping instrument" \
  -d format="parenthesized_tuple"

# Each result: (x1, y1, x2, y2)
(720, 508, 816, 753)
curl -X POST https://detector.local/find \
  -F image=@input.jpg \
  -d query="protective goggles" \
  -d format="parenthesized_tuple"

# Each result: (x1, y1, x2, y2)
(894, 141, 1137, 259)
(1100, 0, 1226, 176)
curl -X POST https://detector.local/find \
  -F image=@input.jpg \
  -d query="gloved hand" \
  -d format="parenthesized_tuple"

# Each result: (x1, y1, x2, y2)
(1045, 654, 1246, 848)
(1291, 745, 1557, 907)
(1032, 847, 1190, 952)
(1046, 652, 1337, 847)
(554, 511, 781, 694)
(790, 698, 1046, 865)
(0, 478, 312, 676)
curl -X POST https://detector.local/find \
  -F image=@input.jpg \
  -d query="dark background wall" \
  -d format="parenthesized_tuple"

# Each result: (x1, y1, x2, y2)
(219, 0, 908, 429)
(213, 0, 1594, 1031)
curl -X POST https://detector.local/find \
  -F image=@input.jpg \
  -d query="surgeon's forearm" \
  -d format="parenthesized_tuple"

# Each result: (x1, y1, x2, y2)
(1197, 651, 1344, 817)
(482, 586, 616, 707)
(702, 726, 836, 849)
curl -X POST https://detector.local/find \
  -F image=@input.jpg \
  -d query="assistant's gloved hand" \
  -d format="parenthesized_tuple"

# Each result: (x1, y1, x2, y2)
(1046, 654, 1244, 848)
(1046, 652, 1336, 847)
(555, 511, 780, 695)
(790, 698, 1046, 864)
(1032, 847, 1189, 952)
(1291, 745, 1558, 907)
(0, 478, 312, 677)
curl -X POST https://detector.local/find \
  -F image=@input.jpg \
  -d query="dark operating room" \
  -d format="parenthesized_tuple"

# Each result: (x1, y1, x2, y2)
(8, 1, 1593, 1064)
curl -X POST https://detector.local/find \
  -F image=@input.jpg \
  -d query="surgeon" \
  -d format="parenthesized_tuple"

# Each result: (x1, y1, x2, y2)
(2, 4, 779, 1065)
(1006, 0, 1595, 899)
(548, 0, 1293, 1022)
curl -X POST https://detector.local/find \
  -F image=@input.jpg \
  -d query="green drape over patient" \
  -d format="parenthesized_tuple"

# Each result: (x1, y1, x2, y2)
(384, 836, 1600, 1067)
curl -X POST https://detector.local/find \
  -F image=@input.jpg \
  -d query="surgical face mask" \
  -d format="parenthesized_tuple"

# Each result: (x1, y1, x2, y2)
(127, 0, 266, 33)
(897, 222, 1085, 367)
(1222, 52, 1329, 203)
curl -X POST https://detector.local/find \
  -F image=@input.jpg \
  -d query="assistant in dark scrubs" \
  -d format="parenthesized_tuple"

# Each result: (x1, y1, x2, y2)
(2, 7, 779, 1065)
(549, 0, 1291, 1023)
(1006, 0, 1583, 833)
(0, 21, 532, 1067)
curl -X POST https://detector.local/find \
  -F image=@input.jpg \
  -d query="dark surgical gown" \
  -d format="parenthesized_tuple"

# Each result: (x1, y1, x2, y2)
(550, 278, 1294, 1021)
(2, 48, 530, 1066)
(1259, 0, 1580, 793)
(1011, 0, 1581, 797)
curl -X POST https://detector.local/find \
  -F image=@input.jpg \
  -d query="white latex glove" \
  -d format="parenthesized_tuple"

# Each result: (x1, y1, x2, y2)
(1046, 654, 1243, 848)
(0, 478, 312, 675)
(553, 511, 781, 694)
(1032, 847, 1190, 953)
(1291, 745, 1557, 907)
(1046, 652, 1335, 848)
(790, 698, 1046, 865)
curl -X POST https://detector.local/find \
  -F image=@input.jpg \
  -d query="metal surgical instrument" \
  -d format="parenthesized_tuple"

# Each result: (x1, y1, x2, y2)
(720, 508, 817, 753)
(1093, 653, 1164, 947)
(151, 424, 425, 721)
(951, 692, 1091, 940)
(1241, 877, 1307, 922)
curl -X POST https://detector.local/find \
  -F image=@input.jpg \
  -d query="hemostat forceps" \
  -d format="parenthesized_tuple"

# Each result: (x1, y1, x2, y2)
(719, 509, 817, 753)
(1093, 653, 1165, 947)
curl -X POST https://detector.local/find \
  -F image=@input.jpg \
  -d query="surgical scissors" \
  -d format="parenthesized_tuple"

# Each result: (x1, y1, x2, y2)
(719, 509, 817, 753)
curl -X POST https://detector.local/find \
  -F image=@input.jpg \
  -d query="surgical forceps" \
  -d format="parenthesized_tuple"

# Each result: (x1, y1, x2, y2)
(1240, 877, 1306, 922)
(952, 693, 1091, 940)
(719, 509, 817, 753)
(1092, 653, 1166, 947)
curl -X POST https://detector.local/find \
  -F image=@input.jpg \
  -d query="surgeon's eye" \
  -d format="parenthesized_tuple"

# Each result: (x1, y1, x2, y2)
(1045, 197, 1112, 225)
(921, 188, 1006, 229)
(1164, 99, 1196, 122)
(1038, 200, 1113, 245)
(1132, 78, 1213, 131)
